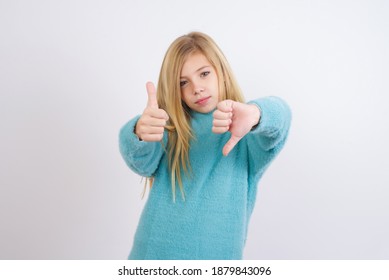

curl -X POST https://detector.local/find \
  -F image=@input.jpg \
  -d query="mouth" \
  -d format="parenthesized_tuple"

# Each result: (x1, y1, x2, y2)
(195, 96, 211, 105)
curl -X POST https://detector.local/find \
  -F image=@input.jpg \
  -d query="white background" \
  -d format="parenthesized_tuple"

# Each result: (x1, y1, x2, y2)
(1, 0, 388, 259)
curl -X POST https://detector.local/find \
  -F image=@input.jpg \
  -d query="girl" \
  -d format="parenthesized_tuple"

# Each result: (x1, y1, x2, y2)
(119, 32, 291, 260)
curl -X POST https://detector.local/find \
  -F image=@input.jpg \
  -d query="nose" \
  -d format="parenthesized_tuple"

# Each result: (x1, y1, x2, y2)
(194, 87, 204, 95)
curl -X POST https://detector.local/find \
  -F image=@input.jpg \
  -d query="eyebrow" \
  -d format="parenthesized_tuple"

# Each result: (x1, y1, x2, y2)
(180, 65, 210, 79)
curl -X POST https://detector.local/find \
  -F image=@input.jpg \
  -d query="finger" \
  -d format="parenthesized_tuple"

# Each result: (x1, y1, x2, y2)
(212, 126, 229, 134)
(213, 118, 231, 127)
(142, 116, 167, 127)
(217, 99, 234, 113)
(213, 110, 232, 120)
(141, 133, 164, 142)
(222, 135, 242, 156)
(151, 118, 167, 127)
(136, 122, 165, 137)
(146, 81, 159, 109)
(146, 108, 169, 120)
(140, 126, 165, 135)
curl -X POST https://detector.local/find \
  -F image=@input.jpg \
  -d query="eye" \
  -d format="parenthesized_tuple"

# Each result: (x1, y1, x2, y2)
(180, 80, 188, 87)
(200, 71, 210, 78)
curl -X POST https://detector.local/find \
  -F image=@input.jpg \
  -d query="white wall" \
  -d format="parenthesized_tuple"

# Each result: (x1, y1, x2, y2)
(1, 0, 388, 259)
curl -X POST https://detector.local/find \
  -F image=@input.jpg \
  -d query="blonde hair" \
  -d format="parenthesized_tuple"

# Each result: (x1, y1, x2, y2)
(154, 32, 245, 200)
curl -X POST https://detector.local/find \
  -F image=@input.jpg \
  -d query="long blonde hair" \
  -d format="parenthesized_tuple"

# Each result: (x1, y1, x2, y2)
(154, 32, 245, 200)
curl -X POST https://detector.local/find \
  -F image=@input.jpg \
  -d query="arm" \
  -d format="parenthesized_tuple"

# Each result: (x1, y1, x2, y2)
(248, 96, 291, 151)
(119, 82, 169, 177)
(119, 115, 166, 177)
(212, 97, 290, 156)
(246, 96, 292, 178)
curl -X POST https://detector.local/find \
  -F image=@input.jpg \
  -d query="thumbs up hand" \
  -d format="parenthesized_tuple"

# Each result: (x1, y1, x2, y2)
(135, 82, 169, 142)
(212, 100, 261, 156)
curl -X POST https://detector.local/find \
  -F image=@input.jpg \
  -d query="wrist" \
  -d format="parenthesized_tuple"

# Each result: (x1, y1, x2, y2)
(134, 122, 143, 141)
(249, 104, 261, 130)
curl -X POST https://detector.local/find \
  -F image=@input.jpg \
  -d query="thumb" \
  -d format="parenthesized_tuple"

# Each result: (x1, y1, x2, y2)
(222, 135, 242, 156)
(146, 81, 159, 109)
(217, 99, 234, 113)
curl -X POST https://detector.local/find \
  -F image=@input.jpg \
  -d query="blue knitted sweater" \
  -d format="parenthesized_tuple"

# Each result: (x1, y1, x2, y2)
(119, 97, 291, 260)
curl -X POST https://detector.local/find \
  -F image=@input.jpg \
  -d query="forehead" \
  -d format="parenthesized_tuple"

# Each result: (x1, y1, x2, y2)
(181, 52, 212, 76)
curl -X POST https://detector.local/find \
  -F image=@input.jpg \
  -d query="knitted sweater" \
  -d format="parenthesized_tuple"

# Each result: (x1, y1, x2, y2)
(119, 97, 291, 260)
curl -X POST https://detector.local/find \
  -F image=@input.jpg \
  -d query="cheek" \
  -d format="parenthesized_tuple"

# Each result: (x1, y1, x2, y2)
(211, 77, 219, 94)
(180, 87, 186, 98)
(181, 90, 190, 103)
(210, 74, 218, 87)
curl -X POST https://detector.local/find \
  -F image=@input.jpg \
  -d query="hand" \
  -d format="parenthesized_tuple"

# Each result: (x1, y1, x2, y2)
(212, 100, 260, 156)
(135, 82, 169, 142)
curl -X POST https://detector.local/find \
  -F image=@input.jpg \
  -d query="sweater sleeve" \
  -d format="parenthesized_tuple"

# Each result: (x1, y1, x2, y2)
(246, 96, 292, 180)
(119, 115, 166, 177)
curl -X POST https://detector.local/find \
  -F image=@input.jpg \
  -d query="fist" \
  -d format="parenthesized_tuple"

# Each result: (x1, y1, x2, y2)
(135, 82, 169, 142)
(212, 100, 260, 156)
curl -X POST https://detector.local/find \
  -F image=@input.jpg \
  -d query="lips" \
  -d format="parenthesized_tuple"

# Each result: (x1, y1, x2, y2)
(195, 96, 211, 105)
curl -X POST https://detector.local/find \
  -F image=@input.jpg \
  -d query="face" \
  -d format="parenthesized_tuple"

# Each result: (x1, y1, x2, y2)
(180, 52, 219, 113)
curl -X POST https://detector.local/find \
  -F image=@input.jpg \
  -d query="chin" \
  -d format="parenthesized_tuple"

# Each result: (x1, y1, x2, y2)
(198, 106, 216, 114)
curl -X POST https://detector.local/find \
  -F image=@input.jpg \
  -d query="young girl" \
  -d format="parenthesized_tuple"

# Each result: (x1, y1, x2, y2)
(119, 32, 291, 260)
